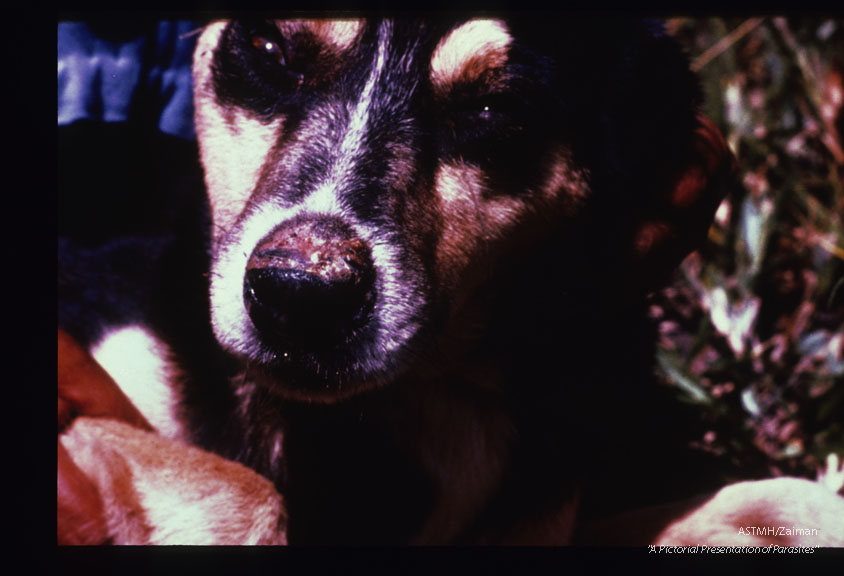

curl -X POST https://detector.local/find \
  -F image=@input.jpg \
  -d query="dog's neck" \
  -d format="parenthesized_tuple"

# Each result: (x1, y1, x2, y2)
(234, 356, 582, 545)
(225, 266, 642, 544)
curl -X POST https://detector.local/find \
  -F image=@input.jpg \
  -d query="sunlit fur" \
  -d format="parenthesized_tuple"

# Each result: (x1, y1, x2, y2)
(61, 417, 284, 545)
(430, 19, 512, 92)
(91, 325, 187, 442)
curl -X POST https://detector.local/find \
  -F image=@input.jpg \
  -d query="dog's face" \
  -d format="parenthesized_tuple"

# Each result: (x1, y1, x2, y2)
(192, 18, 596, 401)
(192, 18, 708, 402)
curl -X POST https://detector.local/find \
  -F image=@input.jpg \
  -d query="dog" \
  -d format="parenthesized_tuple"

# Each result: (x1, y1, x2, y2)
(57, 17, 844, 545)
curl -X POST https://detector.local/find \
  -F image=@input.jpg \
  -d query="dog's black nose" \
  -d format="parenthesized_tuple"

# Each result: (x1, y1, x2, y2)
(244, 216, 376, 352)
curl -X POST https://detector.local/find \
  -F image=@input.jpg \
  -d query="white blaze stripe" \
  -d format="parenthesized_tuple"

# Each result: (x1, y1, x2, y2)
(313, 23, 390, 201)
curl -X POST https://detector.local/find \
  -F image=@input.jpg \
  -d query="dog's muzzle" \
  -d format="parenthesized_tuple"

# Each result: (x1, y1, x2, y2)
(244, 216, 376, 355)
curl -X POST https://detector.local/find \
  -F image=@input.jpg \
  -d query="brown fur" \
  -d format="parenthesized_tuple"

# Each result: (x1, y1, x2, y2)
(60, 417, 285, 545)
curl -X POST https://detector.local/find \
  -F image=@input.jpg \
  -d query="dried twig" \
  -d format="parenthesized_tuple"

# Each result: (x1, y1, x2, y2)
(691, 18, 765, 72)
(771, 18, 844, 164)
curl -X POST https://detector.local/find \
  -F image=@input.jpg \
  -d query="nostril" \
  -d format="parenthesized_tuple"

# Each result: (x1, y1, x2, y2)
(244, 266, 375, 349)
(243, 217, 376, 351)
(244, 268, 322, 323)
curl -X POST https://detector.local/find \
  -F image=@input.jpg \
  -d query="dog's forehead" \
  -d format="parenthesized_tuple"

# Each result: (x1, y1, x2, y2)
(269, 18, 513, 78)
(208, 18, 515, 87)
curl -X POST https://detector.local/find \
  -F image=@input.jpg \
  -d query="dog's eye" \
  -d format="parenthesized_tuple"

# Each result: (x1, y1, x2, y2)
(251, 35, 286, 67)
(213, 22, 306, 119)
(467, 96, 525, 134)
(445, 91, 543, 171)
(472, 95, 518, 124)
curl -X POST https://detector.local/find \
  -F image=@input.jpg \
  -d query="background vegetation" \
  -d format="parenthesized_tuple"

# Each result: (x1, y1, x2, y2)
(652, 17, 844, 483)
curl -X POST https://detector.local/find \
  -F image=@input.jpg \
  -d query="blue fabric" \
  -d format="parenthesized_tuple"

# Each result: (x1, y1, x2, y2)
(57, 21, 199, 140)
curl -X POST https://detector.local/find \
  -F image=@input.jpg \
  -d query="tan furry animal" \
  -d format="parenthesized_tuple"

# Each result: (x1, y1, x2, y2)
(654, 475, 844, 547)
(578, 455, 844, 547)
(60, 417, 285, 545)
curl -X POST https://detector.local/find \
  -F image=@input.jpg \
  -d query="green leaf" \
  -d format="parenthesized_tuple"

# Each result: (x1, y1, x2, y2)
(656, 350, 713, 406)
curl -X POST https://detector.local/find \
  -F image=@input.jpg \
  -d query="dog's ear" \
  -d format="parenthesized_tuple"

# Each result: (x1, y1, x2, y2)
(629, 115, 737, 291)
(522, 19, 736, 293)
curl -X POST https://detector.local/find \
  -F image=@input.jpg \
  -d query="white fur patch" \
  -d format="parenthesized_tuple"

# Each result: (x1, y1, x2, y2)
(430, 20, 512, 89)
(193, 22, 284, 240)
(311, 19, 364, 51)
(91, 325, 186, 442)
(436, 161, 523, 237)
(436, 160, 485, 205)
(313, 22, 389, 202)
